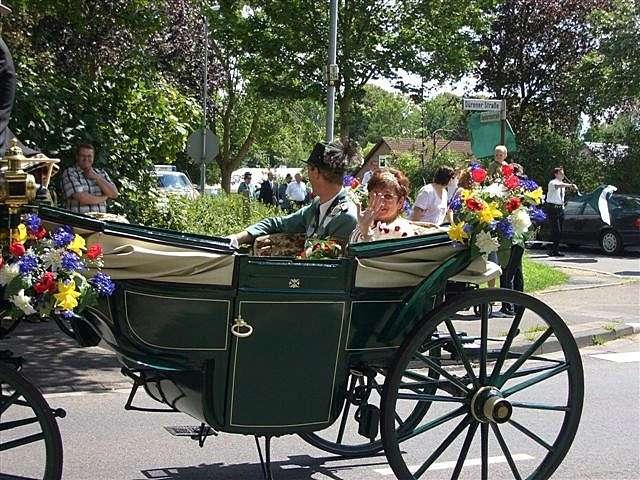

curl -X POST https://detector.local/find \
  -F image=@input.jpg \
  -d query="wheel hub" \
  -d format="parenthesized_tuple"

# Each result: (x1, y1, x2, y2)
(470, 386, 513, 424)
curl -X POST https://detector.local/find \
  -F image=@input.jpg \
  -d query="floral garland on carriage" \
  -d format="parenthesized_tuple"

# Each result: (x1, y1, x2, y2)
(0, 213, 115, 320)
(448, 163, 546, 259)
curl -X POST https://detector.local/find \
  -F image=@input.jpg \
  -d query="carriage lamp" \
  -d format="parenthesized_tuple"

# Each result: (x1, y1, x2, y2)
(0, 138, 38, 214)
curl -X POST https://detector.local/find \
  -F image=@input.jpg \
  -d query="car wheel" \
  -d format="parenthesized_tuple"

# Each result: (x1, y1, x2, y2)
(599, 230, 623, 255)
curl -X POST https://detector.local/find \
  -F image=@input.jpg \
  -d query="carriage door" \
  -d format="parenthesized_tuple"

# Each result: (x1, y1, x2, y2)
(225, 257, 351, 434)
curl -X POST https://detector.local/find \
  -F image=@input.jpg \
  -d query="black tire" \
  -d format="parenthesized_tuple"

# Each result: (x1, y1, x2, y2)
(300, 361, 439, 457)
(0, 363, 63, 480)
(381, 289, 584, 480)
(599, 229, 623, 255)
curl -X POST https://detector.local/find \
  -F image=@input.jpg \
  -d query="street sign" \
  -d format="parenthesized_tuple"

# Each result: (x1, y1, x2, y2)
(186, 128, 219, 164)
(463, 98, 503, 111)
(480, 111, 501, 123)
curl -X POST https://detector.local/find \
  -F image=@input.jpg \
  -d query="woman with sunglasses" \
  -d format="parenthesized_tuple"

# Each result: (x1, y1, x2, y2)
(350, 168, 427, 243)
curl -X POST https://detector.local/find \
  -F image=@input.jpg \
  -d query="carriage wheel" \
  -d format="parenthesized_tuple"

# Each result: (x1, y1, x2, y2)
(381, 288, 583, 480)
(0, 362, 64, 480)
(300, 358, 441, 457)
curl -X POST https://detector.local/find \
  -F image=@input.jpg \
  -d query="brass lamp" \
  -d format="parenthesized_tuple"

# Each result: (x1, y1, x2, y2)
(0, 138, 37, 213)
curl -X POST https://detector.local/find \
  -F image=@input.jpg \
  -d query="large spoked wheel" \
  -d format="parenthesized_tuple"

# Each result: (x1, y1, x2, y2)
(300, 360, 440, 457)
(0, 362, 64, 480)
(381, 288, 584, 480)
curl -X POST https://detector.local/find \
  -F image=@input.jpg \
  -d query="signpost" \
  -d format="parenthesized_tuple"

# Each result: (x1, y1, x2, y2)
(464, 98, 508, 145)
(186, 128, 219, 164)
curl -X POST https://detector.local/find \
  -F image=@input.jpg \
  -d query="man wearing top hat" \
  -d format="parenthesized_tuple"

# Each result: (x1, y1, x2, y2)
(229, 141, 360, 247)
(0, 1, 16, 155)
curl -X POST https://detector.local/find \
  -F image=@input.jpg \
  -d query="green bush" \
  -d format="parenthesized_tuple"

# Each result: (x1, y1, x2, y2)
(148, 194, 283, 236)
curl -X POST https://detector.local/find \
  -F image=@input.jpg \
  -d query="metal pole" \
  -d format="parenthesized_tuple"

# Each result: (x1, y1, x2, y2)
(500, 99, 507, 146)
(200, 15, 209, 193)
(326, 0, 338, 142)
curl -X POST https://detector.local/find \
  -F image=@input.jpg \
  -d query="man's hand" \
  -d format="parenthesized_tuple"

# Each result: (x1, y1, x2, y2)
(84, 167, 99, 181)
(228, 231, 254, 249)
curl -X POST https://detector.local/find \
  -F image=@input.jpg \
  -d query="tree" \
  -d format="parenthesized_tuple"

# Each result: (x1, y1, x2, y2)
(243, 0, 494, 141)
(475, 0, 611, 138)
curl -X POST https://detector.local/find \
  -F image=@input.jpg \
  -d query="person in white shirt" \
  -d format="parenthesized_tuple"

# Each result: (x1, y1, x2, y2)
(411, 166, 455, 226)
(285, 173, 308, 210)
(545, 166, 577, 256)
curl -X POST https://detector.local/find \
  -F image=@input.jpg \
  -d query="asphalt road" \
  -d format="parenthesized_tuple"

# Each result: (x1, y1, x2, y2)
(527, 245, 640, 278)
(5, 336, 639, 480)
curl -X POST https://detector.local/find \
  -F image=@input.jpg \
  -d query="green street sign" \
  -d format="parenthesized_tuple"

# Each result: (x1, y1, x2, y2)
(467, 113, 517, 159)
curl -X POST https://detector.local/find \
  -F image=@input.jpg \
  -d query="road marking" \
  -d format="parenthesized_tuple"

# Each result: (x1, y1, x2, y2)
(591, 352, 640, 363)
(373, 454, 535, 475)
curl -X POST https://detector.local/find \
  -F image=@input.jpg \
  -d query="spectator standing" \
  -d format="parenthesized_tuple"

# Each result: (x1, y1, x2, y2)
(278, 173, 292, 211)
(61, 143, 118, 213)
(411, 166, 455, 226)
(0, 2, 15, 155)
(497, 163, 528, 316)
(545, 166, 577, 257)
(237, 171, 255, 201)
(488, 145, 508, 178)
(286, 173, 308, 210)
(258, 171, 277, 206)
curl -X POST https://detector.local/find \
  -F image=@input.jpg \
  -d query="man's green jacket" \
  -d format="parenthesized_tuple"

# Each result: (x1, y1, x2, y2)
(247, 188, 357, 242)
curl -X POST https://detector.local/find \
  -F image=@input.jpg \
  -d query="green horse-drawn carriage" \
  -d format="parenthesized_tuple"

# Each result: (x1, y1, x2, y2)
(1, 203, 584, 480)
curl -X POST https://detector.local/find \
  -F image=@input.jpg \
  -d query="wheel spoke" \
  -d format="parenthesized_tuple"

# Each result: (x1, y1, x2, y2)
(413, 415, 472, 478)
(336, 375, 357, 444)
(508, 419, 553, 451)
(509, 362, 566, 379)
(491, 423, 522, 480)
(503, 363, 570, 398)
(481, 422, 489, 480)
(414, 352, 470, 393)
(397, 406, 467, 444)
(497, 328, 554, 387)
(510, 401, 569, 412)
(451, 422, 479, 480)
(0, 416, 41, 431)
(489, 307, 525, 383)
(0, 432, 45, 451)
(0, 390, 21, 415)
(444, 319, 479, 389)
(480, 303, 489, 384)
(395, 412, 404, 427)
(396, 393, 467, 404)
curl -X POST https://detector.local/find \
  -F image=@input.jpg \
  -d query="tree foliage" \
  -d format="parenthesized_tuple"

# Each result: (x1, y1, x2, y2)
(244, 0, 495, 140)
(475, 0, 611, 137)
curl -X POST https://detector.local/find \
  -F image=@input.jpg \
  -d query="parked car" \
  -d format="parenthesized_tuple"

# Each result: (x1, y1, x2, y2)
(536, 192, 640, 255)
(153, 165, 199, 201)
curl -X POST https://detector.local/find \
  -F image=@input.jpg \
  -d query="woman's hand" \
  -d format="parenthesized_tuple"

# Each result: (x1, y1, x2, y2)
(356, 192, 384, 234)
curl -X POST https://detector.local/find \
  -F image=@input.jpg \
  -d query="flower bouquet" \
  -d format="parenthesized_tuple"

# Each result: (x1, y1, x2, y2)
(448, 163, 546, 262)
(298, 238, 343, 260)
(343, 175, 368, 208)
(0, 213, 115, 321)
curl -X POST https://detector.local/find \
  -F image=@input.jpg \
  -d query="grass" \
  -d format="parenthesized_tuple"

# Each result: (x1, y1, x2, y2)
(522, 324, 547, 342)
(602, 322, 619, 332)
(592, 335, 607, 346)
(523, 255, 569, 293)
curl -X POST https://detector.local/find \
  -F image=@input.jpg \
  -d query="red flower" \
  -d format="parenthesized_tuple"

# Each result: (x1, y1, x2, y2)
(86, 244, 103, 260)
(9, 242, 25, 257)
(504, 175, 520, 190)
(465, 197, 485, 211)
(505, 197, 521, 213)
(34, 226, 47, 240)
(501, 164, 514, 177)
(350, 178, 360, 188)
(0, 256, 3, 269)
(471, 168, 487, 183)
(34, 272, 57, 294)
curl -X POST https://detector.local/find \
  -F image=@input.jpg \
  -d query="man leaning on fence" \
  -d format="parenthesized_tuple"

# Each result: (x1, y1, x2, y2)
(61, 143, 118, 214)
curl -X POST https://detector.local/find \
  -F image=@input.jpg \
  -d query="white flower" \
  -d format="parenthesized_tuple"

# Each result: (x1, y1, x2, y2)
(42, 249, 63, 272)
(475, 230, 499, 255)
(510, 207, 532, 235)
(483, 182, 507, 199)
(0, 263, 20, 286)
(11, 289, 37, 316)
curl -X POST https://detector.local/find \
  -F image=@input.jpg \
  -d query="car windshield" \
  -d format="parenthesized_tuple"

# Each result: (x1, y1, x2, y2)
(157, 173, 190, 189)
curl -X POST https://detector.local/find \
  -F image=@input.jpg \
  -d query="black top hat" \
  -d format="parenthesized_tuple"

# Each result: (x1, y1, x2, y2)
(0, 2, 12, 14)
(306, 140, 362, 173)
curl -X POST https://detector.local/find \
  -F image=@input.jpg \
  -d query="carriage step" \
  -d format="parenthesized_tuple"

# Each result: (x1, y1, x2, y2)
(164, 425, 217, 439)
